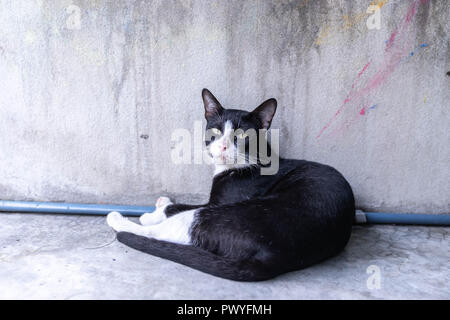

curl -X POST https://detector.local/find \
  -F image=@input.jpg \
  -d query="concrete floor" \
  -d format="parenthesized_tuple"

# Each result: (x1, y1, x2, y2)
(0, 212, 448, 300)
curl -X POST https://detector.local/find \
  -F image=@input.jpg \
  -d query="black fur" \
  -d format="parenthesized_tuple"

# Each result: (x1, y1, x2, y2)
(117, 89, 355, 281)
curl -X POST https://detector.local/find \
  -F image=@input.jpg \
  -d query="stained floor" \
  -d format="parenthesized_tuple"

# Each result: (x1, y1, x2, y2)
(0, 213, 448, 299)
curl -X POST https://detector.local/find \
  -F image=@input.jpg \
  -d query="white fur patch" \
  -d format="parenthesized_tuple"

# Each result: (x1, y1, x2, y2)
(140, 196, 172, 226)
(214, 164, 233, 176)
(209, 120, 235, 165)
(107, 209, 196, 245)
(209, 120, 250, 175)
(150, 209, 196, 244)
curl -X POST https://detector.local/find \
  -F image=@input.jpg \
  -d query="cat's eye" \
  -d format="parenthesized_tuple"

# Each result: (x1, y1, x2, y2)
(211, 128, 222, 136)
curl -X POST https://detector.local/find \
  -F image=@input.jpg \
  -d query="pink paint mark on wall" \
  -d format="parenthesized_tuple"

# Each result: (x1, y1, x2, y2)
(358, 62, 371, 78)
(385, 30, 398, 51)
(316, 61, 372, 139)
(327, 103, 379, 138)
(405, 4, 417, 22)
(328, 103, 369, 139)
(316, 0, 427, 140)
(352, 61, 371, 89)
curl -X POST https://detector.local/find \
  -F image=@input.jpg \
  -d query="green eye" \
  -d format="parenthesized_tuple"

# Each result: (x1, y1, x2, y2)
(235, 132, 248, 139)
(211, 128, 222, 135)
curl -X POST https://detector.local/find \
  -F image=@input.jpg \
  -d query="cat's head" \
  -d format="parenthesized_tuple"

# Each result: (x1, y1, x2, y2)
(201, 88, 277, 170)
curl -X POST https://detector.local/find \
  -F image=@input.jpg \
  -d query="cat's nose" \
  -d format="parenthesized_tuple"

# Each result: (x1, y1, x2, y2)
(220, 144, 227, 152)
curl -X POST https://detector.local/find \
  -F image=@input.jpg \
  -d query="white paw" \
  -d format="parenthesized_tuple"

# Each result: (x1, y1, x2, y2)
(155, 196, 172, 208)
(139, 212, 163, 226)
(106, 211, 126, 232)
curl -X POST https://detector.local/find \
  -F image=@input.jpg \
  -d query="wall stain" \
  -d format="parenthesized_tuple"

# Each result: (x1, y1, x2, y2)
(315, 0, 389, 46)
(316, 0, 430, 140)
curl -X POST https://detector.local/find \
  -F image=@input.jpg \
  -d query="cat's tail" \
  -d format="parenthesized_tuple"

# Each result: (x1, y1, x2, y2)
(116, 232, 277, 282)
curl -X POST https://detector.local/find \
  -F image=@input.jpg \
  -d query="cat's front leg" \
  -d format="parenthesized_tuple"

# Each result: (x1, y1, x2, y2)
(139, 196, 173, 226)
(140, 196, 206, 226)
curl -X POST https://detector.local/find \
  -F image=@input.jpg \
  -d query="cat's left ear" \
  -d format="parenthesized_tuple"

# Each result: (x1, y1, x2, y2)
(202, 88, 224, 120)
(251, 98, 277, 129)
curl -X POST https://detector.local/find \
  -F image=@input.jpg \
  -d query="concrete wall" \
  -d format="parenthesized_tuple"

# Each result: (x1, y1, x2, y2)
(0, 0, 448, 213)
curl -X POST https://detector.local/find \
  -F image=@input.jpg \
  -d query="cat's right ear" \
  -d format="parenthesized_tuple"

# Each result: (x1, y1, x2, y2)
(202, 88, 224, 120)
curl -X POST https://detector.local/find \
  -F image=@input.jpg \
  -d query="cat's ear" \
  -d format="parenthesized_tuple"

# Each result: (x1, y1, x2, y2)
(202, 89, 224, 120)
(251, 98, 277, 129)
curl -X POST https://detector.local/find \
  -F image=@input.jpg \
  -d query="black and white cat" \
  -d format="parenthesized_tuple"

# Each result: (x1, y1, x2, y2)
(106, 89, 355, 281)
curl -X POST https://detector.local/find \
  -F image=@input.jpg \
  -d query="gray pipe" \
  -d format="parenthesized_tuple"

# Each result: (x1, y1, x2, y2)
(0, 200, 449, 226)
(0, 200, 154, 216)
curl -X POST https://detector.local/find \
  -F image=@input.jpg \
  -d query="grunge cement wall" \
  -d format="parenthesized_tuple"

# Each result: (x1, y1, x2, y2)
(0, 0, 448, 213)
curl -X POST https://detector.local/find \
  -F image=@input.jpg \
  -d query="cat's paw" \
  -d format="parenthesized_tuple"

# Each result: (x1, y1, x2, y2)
(107, 211, 126, 232)
(155, 196, 172, 208)
(139, 212, 162, 226)
(141, 197, 172, 225)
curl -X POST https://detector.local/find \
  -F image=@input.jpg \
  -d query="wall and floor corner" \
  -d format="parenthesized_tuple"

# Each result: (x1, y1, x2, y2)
(0, 0, 448, 215)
